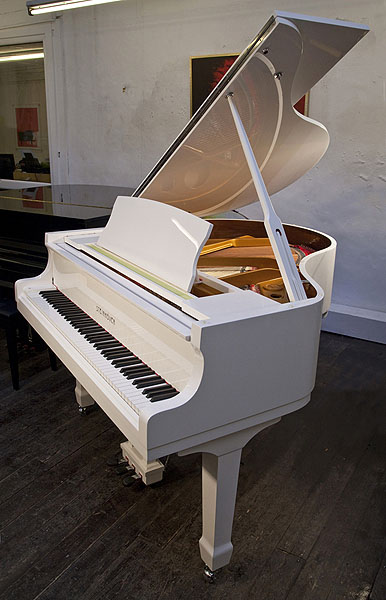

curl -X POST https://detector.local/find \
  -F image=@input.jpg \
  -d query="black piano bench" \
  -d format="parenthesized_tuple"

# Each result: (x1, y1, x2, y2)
(0, 298, 57, 390)
(0, 298, 21, 389)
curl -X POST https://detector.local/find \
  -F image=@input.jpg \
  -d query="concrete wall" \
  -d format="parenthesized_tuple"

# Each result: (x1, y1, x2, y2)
(0, 0, 385, 341)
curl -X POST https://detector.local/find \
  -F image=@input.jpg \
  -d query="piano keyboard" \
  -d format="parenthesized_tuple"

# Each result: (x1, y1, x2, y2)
(36, 289, 179, 413)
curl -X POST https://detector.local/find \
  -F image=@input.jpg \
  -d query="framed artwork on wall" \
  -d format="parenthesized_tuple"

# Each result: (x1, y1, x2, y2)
(15, 105, 40, 148)
(190, 53, 309, 117)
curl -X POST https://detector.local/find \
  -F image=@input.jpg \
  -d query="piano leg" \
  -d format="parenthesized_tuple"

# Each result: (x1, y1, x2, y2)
(200, 448, 241, 573)
(179, 418, 280, 574)
(75, 380, 95, 414)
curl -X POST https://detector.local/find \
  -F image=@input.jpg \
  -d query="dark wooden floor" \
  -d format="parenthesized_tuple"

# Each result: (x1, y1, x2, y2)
(0, 331, 385, 600)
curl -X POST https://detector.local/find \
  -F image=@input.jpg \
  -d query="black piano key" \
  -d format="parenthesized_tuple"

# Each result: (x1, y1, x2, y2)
(86, 337, 112, 345)
(44, 294, 68, 299)
(76, 325, 101, 333)
(50, 303, 76, 309)
(76, 320, 99, 327)
(60, 304, 83, 310)
(111, 357, 140, 367)
(120, 362, 149, 373)
(83, 333, 107, 341)
(135, 377, 164, 389)
(40, 293, 64, 300)
(101, 351, 126, 360)
(149, 391, 178, 402)
(123, 368, 154, 380)
(101, 346, 131, 361)
(56, 308, 81, 315)
(86, 336, 112, 344)
(93, 337, 119, 345)
(83, 328, 106, 336)
(109, 350, 135, 358)
(91, 333, 116, 340)
(94, 339, 121, 351)
(85, 333, 112, 341)
(71, 317, 95, 324)
(53, 301, 77, 307)
(99, 340, 126, 353)
(120, 363, 148, 374)
(145, 385, 173, 398)
(86, 330, 112, 338)
(61, 313, 87, 321)
(80, 330, 103, 337)
(94, 340, 121, 350)
(98, 345, 124, 353)
(103, 349, 134, 359)
(56, 310, 85, 319)
(55, 305, 82, 311)
(46, 296, 71, 301)
(64, 315, 90, 323)
(113, 360, 142, 370)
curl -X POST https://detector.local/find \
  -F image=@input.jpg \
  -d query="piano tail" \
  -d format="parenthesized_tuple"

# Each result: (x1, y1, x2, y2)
(179, 418, 280, 573)
(299, 236, 337, 316)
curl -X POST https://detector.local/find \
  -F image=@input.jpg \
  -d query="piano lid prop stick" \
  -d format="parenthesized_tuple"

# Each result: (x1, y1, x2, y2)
(225, 92, 307, 303)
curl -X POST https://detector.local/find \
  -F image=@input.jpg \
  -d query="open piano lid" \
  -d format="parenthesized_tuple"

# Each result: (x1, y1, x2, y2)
(133, 11, 368, 216)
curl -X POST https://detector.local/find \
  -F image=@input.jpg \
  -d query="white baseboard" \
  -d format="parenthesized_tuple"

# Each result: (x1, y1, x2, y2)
(322, 303, 386, 345)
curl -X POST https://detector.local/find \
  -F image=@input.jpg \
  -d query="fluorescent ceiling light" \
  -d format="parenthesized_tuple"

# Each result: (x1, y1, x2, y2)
(0, 44, 43, 55)
(0, 52, 44, 62)
(27, 0, 123, 15)
(0, 45, 44, 62)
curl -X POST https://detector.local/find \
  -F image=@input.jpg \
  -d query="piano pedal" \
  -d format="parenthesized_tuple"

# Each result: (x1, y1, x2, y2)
(106, 451, 124, 467)
(120, 440, 165, 485)
(122, 472, 141, 487)
(115, 464, 135, 476)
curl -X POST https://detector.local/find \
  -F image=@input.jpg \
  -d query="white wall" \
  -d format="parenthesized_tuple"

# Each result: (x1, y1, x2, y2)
(1, 0, 385, 340)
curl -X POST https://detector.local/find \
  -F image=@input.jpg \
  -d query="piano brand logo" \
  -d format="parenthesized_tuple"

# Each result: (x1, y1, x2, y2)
(96, 305, 115, 326)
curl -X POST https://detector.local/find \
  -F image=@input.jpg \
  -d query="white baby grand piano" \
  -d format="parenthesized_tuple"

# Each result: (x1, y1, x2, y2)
(16, 12, 368, 577)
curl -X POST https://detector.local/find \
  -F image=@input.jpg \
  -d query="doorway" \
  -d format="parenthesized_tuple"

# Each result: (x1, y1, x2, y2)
(0, 42, 50, 183)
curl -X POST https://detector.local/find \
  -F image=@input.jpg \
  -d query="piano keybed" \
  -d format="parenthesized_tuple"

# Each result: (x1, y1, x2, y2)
(32, 289, 183, 414)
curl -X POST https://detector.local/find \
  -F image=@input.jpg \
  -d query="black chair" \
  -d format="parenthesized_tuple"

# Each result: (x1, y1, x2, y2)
(0, 154, 15, 180)
(0, 298, 57, 390)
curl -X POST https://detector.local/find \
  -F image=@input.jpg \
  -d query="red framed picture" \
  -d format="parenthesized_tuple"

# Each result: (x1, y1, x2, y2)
(190, 54, 309, 116)
(15, 106, 40, 148)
